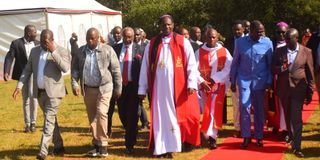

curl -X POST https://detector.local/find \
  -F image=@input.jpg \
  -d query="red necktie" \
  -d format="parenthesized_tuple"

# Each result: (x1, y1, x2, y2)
(122, 46, 129, 86)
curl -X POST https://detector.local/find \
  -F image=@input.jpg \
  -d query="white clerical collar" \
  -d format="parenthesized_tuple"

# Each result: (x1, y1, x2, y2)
(201, 42, 222, 52)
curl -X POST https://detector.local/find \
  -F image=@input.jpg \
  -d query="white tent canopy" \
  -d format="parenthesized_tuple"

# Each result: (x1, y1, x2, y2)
(0, 0, 122, 79)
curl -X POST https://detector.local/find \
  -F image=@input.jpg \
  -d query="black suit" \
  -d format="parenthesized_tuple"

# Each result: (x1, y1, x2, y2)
(109, 42, 142, 149)
(306, 32, 320, 100)
(306, 32, 320, 70)
(4, 37, 40, 80)
(224, 36, 235, 56)
(190, 41, 200, 53)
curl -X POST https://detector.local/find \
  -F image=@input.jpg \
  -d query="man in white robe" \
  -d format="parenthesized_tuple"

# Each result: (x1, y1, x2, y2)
(138, 14, 200, 157)
(195, 28, 233, 149)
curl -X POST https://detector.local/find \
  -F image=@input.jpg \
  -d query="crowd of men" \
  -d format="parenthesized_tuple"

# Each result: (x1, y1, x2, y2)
(4, 13, 320, 159)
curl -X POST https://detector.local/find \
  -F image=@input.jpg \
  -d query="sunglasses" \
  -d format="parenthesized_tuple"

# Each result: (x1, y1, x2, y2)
(277, 31, 286, 34)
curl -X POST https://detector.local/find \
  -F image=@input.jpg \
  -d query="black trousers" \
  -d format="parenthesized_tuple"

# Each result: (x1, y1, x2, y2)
(223, 96, 227, 124)
(107, 98, 117, 135)
(117, 82, 140, 148)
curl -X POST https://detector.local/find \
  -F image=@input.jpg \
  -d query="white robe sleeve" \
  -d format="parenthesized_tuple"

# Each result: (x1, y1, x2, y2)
(210, 49, 233, 84)
(194, 49, 205, 84)
(184, 38, 199, 90)
(138, 42, 150, 95)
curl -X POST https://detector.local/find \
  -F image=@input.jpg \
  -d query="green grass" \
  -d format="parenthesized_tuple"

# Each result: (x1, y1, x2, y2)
(0, 77, 319, 160)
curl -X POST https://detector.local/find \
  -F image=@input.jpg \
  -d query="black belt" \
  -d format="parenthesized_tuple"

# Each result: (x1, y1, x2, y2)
(38, 88, 46, 92)
(84, 84, 99, 88)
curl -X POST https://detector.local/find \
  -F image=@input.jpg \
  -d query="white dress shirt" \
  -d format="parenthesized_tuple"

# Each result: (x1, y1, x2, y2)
(287, 43, 299, 71)
(24, 38, 35, 59)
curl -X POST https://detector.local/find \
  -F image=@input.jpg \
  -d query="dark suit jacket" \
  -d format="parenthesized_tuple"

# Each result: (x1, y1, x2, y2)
(112, 43, 142, 90)
(4, 37, 40, 80)
(224, 36, 235, 56)
(272, 44, 314, 100)
(306, 32, 320, 71)
(190, 41, 200, 53)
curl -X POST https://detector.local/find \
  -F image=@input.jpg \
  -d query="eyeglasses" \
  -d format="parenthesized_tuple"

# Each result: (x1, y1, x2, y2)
(277, 31, 286, 34)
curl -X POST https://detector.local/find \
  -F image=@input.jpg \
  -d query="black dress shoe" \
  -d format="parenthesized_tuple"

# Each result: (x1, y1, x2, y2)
(240, 138, 251, 149)
(182, 142, 193, 152)
(125, 147, 134, 154)
(36, 153, 46, 160)
(208, 137, 217, 150)
(293, 149, 304, 158)
(163, 153, 173, 158)
(52, 146, 65, 155)
(272, 128, 279, 134)
(256, 139, 263, 147)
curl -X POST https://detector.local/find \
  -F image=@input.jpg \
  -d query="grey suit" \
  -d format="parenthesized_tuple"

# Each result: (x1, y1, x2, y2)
(17, 44, 70, 156)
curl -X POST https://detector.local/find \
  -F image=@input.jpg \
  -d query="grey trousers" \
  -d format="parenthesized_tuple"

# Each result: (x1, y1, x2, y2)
(21, 76, 38, 126)
(37, 90, 63, 156)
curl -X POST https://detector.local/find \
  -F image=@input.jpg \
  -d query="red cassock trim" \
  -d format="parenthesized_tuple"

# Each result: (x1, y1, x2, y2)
(147, 34, 201, 150)
(200, 47, 227, 132)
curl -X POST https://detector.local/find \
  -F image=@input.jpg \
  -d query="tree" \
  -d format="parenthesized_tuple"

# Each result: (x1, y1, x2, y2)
(99, 0, 320, 39)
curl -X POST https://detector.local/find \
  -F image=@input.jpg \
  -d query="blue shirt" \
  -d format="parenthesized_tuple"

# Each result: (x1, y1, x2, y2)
(37, 49, 49, 89)
(230, 36, 273, 90)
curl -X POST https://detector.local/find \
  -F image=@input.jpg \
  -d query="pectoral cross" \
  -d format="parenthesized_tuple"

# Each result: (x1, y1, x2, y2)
(159, 58, 165, 69)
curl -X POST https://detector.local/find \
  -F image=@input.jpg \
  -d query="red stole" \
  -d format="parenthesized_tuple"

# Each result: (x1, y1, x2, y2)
(147, 33, 200, 149)
(199, 47, 227, 131)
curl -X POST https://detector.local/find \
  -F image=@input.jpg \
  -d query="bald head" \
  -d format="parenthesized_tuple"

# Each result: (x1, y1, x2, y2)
(285, 28, 299, 50)
(86, 27, 100, 50)
(205, 28, 219, 48)
(286, 28, 299, 38)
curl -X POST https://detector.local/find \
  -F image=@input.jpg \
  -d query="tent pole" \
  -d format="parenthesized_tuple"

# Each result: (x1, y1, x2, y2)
(44, 9, 49, 29)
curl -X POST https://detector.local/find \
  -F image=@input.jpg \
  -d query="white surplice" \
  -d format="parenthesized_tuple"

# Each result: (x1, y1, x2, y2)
(195, 43, 233, 139)
(138, 36, 198, 155)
